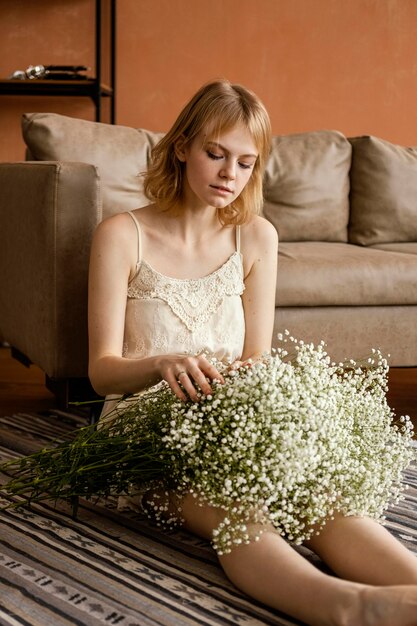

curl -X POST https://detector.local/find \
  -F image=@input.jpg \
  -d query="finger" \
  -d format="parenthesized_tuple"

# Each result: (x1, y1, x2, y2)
(176, 371, 201, 402)
(186, 366, 213, 396)
(199, 359, 225, 384)
(229, 360, 243, 371)
(230, 359, 255, 370)
(165, 372, 188, 402)
(193, 366, 224, 394)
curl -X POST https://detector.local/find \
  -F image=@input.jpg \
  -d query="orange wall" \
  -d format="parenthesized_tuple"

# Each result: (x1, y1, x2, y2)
(1, 0, 417, 162)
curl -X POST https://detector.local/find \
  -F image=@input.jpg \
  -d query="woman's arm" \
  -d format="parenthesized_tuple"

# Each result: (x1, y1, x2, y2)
(88, 214, 223, 402)
(240, 216, 278, 362)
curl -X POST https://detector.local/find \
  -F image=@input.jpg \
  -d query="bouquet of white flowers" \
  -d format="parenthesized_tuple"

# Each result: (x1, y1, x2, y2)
(0, 335, 414, 554)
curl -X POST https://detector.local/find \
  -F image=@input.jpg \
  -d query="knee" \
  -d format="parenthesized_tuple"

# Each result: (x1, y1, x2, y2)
(142, 488, 229, 541)
(181, 493, 229, 540)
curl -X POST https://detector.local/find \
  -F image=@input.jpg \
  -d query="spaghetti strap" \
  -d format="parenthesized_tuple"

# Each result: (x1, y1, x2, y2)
(127, 211, 142, 265)
(235, 225, 241, 253)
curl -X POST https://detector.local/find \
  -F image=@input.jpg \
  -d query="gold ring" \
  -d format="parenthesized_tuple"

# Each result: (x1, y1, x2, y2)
(177, 371, 187, 379)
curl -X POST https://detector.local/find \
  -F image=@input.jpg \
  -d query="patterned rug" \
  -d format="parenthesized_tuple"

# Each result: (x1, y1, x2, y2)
(0, 409, 416, 626)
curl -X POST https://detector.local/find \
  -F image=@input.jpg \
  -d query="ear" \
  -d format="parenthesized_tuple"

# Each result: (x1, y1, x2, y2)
(174, 135, 187, 162)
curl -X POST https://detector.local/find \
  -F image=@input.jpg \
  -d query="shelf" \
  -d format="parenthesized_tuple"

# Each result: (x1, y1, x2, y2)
(0, 79, 113, 98)
(0, 0, 116, 123)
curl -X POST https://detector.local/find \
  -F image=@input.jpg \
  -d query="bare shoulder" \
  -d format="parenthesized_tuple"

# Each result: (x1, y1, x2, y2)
(92, 210, 138, 250)
(90, 211, 142, 277)
(240, 215, 278, 256)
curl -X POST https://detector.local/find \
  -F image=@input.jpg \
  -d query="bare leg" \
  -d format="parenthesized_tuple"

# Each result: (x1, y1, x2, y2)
(305, 514, 417, 585)
(181, 495, 417, 626)
(181, 494, 359, 625)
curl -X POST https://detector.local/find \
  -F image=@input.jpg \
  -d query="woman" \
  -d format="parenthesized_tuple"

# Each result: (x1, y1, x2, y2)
(88, 79, 417, 625)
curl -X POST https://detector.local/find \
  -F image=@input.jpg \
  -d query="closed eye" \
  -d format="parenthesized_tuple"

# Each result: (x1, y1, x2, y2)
(207, 150, 223, 160)
(207, 151, 254, 170)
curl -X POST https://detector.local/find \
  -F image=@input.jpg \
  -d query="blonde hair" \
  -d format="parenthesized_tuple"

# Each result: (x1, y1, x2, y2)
(143, 79, 271, 225)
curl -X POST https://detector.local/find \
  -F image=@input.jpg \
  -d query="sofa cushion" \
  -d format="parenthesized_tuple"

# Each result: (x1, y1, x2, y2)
(370, 242, 417, 255)
(22, 112, 164, 219)
(274, 306, 417, 366)
(349, 135, 417, 245)
(263, 130, 351, 242)
(276, 242, 417, 307)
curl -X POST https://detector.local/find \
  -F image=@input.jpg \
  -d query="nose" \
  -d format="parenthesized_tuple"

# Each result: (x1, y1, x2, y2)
(220, 159, 236, 181)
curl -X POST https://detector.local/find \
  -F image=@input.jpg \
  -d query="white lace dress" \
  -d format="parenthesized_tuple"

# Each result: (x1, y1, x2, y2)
(123, 247, 245, 364)
(101, 211, 246, 418)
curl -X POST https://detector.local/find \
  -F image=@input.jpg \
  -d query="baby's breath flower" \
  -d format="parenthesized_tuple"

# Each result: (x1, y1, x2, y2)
(159, 337, 414, 553)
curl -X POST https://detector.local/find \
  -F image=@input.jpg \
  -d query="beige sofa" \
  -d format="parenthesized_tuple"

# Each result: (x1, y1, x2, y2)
(0, 113, 416, 405)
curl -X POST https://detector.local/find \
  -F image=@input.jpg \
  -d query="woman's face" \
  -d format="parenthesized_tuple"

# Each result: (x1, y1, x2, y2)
(178, 124, 258, 211)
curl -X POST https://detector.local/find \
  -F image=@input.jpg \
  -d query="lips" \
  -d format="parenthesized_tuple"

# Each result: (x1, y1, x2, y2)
(210, 185, 233, 193)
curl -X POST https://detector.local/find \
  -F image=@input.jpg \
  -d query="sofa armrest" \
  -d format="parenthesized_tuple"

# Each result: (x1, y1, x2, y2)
(0, 161, 101, 379)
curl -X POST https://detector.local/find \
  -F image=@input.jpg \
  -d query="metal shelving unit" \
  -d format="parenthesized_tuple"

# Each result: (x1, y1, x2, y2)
(0, 0, 116, 123)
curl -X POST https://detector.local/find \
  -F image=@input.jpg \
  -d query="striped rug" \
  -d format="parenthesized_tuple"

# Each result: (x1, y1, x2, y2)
(0, 410, 416, 626)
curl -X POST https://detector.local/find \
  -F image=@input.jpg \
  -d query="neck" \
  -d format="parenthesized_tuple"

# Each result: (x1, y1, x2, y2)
(160, 204, 223, 243)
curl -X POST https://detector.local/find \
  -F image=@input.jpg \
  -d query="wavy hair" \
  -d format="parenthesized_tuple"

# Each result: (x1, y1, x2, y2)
(143, 80, 271, 225)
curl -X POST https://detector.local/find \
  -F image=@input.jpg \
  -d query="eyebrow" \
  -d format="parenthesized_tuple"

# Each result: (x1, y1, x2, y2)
(206, 141, 258, 159)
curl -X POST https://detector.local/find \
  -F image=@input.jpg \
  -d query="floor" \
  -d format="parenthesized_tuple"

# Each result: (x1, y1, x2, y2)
(0, 345, 416, 428)
(0, 346, 57, 415)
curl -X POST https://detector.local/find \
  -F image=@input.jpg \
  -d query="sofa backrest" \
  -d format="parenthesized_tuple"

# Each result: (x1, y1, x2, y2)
(22, 113, 417, 246)
(349, 135, 417, 245)
(262, 130, 351, 242)
(22, 112, 164, 220)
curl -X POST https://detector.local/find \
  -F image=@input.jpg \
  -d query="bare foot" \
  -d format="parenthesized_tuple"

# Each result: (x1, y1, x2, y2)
(347, 585, 417, 626)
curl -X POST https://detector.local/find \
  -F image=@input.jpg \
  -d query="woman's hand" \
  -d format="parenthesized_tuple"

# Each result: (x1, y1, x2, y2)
(228, 359, 249, 371)
(228, 354, 268, 372)
(229, 356, 256, 371)
(156, 353, 225, 402)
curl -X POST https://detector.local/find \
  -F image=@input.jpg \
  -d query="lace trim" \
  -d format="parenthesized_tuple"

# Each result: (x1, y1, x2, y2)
(127, 252, 244, 332)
